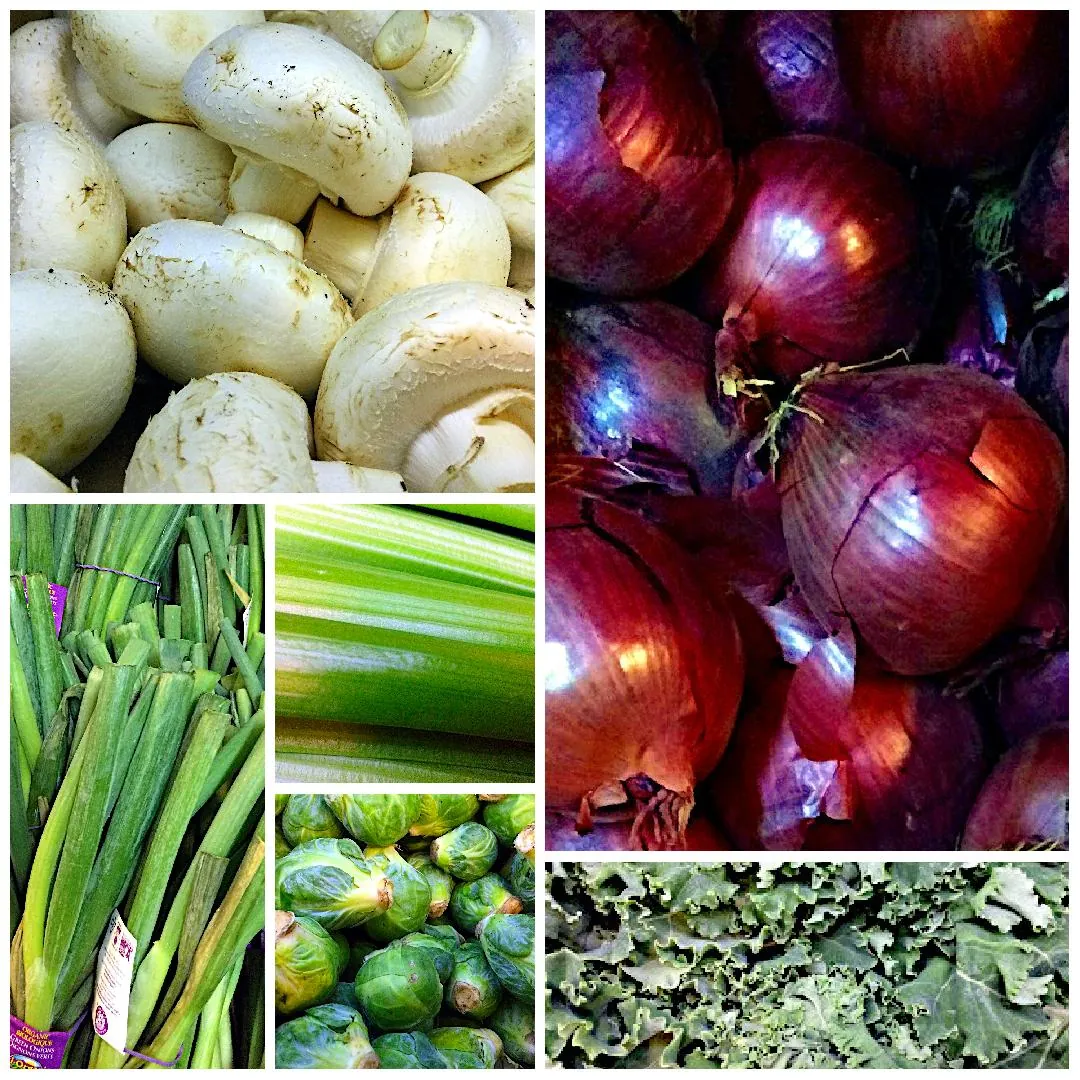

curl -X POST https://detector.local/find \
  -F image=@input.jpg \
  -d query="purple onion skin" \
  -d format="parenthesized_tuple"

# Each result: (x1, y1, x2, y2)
(545, 11, 734, 296)
(943, 270, 1021, 389)
(1018, 313, 1068, 442)
(1016, 121, 1068, 291)
(742, 11, 863, 139)
(547, 300, 748, 497)
(996, 649, 1068, 745)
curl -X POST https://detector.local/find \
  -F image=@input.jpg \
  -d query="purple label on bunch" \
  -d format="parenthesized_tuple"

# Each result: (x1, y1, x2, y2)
(19, 580, 67, 637)
(9, 1016, 76, 1069)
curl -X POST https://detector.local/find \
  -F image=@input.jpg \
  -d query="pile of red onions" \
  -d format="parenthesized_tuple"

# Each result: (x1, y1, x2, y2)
(543, 10, 1069, 853)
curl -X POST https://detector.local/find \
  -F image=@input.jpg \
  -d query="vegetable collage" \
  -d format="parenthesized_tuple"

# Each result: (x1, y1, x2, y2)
(545, 10, 1069, 852)
(10, 9, 535, 493)
(10, 504, 265, 1068)
(275, 794, 535, 1069)
(275, 504, 535, 783)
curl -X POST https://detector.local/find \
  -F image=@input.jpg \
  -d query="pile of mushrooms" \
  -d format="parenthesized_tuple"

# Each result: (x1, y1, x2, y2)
(8, 9, 536, 492)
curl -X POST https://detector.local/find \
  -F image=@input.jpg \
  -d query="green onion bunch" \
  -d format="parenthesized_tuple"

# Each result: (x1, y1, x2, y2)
(275, 504, 535, 783)
(10, 504, 265, 1069)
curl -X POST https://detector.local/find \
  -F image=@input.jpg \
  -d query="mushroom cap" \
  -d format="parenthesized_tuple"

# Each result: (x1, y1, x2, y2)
(11, 121, 128, 282)
(11, 268, 137, 478)
(105, 123, 235, 233)
(124, 371, 317, 493)
(379, 11, 534, 183)
(222, 211, 304, 258)
(11, 454, 72, 494)
(480, 160, 535, 250)
(112, 219, 352, 399)
(10, 17, 138, 146)
(322, 10, 395, 62)
(182, 22, 413, 216)
(314, 281, 534, 482)
(70, 10, 266, 122)
(355, 171, 512, 315)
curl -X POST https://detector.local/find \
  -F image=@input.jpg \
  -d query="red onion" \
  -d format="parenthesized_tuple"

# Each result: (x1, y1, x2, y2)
(545, 11, 735, 296)
(694, 135, 938, 383)
(709, 666, 984, 850)
(740, 12, 862, 139)
(547, 808, 729, 852)
(836, 12, 1067, 173)
(779, 365, 1066, 675)
(1018, 312, 1069, 443)
(997, 650, 1068, 745)
(547, 300, 752, 497)
(1015, 122, 1069, 290)
(943, 269, 1021, 389)
(962, 725, 1068, 849)
(545, 484, 744, 850)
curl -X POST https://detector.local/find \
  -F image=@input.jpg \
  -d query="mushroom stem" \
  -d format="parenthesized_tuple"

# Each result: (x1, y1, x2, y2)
(373, 10, 472, 92)
(228, 151, 319, 223)
(303, 199, 384, 301)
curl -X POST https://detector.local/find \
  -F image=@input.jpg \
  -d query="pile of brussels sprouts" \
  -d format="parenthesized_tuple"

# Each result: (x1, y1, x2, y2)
(274, 793, 535, 1069)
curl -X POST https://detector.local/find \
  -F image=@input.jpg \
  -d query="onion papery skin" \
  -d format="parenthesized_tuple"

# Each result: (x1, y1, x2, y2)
(1018, 314, 1069, 443)
(1015, 122, 1069, 290)
(709, 667, 984, 850)
(694, 135, 938, 383)
(962, 725, 1068, 850)
(741, 11, 862, 139)
(779, 365, 1066, 675)
(836, 11, 1067, 173)
(545, 10, 735, 296)
(942, 270, 1021, 389)
(546, 808, 729, 852)
(545, 485, 744, 849)
(547, 300, 749, 496)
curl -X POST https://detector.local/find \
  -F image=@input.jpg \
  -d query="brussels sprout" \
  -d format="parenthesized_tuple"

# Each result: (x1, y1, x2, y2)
(276, 1003, 379, 1069)
(328, 981, 360, 1010)
(448, 874, 523, 935)
(429, 1027, 503, 1068)
(372, 1031, 448, 1068)
(275, 793, 290, 814)
(430, 822, 499, 881)
(342, 938, 379, 981)
(423, 922, 464, 948)
(275, 838, 392, 931)
(488, 997, 535, 1067)
(327, 794, 422, 846)
(275, 823, 292, 859)
(407, 794, 480, 837)
(282, 794, 345, 847)
(506, 852, 535, 905)
(513, 823, 535, 866)
(478, 794, 505, 802)
(396, 932, 457, 983)
(408, 853, 454, 918)
(364, 851, 432, 943)
(445, 941, 503, 1020)
(354, 945, 443, 1032)
(275, 912, 348, 1015)
(479, 914, 534, 1003)
(482, 795, 534, 846)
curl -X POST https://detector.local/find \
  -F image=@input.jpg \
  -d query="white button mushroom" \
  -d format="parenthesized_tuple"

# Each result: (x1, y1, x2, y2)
(105, 124, 236, 233)
(69, 10, 266, 122)
(11, 269, 137, 478)
(222, 212, 305, 260)
(480, 160, 535, 252)
(321, 10, 396, 62)
(112, 219, 352, 400)
(311, 461, 406, 493)
(182, 22, 413, 218)
(314, 281, 535, 492)
(11, 121, 128, 283)
(373, 10, 534, 183)
(10, 17, 140, 148)
(11, 454, 73, 494)
(124, 372, 317, 493)
(303, 172, 511, 315)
